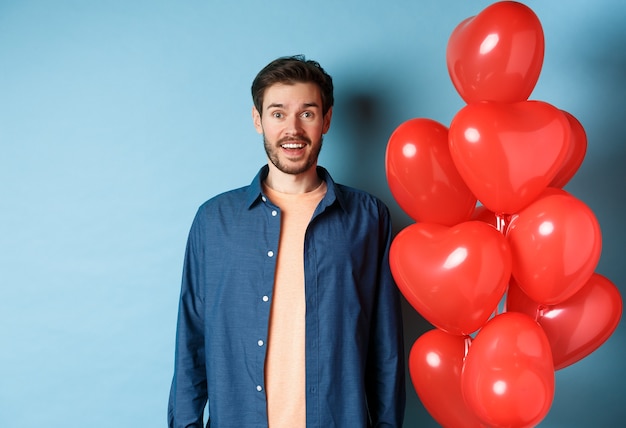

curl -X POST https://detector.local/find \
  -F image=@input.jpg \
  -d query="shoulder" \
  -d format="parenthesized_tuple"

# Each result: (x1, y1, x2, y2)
(191, 185, 251, 227)
(318, 166, 390, 217)
(196, 165, 267, 217)
(335, 183, 390, 216)
(199, 185, 249, 210)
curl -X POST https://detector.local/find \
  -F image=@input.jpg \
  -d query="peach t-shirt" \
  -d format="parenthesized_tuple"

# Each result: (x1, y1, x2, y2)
(262, 181, 327, 428)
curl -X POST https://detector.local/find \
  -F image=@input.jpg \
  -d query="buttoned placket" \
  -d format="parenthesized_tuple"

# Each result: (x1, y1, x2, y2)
(257, 195, 279, 399)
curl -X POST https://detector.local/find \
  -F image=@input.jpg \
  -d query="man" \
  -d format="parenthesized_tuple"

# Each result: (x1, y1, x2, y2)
(168, 55, 405, 427)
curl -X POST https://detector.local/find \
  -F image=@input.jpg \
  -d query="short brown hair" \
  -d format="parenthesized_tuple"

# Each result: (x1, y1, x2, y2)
(251, 55, 334, 116)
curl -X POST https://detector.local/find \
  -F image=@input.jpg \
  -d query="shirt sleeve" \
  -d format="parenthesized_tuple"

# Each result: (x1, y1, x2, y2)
(366, 204, 406, 427)
(168, 212, 208, 428)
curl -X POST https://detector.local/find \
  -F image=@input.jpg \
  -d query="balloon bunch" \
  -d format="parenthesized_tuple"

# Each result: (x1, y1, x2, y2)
(385, 2, 623, 427)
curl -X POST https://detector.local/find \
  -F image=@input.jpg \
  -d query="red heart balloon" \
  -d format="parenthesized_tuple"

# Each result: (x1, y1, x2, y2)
(462, 312, 555, 428)
(385, 118, 476, 226)
(507, 190, 602, 305)
(449, 100, 571, 215)
(386, 118, 476, 226)
(446, 1, 545, 103)
(409, 330, 487, 428)
(549, 111, 588, 188)
(390, 221, 511, 335)
(507, 274, 622, 370)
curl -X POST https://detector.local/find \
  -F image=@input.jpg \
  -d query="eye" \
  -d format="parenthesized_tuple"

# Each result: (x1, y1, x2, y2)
(272, 111, 283, 119)
(301, 111, 314, 119)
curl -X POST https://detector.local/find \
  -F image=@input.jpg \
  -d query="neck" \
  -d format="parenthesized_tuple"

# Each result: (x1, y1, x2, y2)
(264, 163, 322, 194)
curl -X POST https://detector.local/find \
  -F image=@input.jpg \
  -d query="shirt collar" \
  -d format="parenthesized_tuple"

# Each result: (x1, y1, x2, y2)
(245, 165, 346, 212)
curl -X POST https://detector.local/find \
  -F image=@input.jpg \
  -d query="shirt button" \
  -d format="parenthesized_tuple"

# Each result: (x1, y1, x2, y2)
(271, 210, 277, 216)
(262, 295, 269, 302)
(258, 340, 264, 347)
(262, 196, 267, 202)
(256, 385, 263, 392)
(267, 250, 274, 257)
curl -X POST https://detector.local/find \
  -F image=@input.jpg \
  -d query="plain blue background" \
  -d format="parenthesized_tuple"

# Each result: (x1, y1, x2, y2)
(1, 0, 624, 426)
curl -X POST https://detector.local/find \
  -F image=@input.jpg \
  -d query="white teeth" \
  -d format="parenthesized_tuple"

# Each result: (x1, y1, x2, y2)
(282, 143, 305, 149)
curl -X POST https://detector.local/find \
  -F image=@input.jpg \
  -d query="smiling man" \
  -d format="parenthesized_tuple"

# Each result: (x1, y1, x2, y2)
(255, 81, 328, 181)
(168, 55, 405, 428)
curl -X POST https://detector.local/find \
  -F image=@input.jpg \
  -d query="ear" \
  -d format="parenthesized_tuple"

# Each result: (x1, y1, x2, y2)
(252, 106, 263, 134)
(322, 107, 333, 134)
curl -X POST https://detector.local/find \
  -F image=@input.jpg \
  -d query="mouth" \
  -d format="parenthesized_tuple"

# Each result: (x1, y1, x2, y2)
(279, 136, 310, 151)
(281, 142, 307, 149)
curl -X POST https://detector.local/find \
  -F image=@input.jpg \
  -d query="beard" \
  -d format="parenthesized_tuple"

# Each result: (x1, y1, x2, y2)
(263, 134, 323, 175)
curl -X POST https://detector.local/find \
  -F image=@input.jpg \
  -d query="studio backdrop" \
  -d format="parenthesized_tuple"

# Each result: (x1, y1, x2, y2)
(1, 1, 624, 426)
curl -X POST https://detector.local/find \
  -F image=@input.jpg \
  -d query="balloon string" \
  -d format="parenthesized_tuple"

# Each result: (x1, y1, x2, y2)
(535, 305, 546, 322)
(463, 336, 471, 359)
(496, 213, 519, 235)
(496, 214, 505, 234)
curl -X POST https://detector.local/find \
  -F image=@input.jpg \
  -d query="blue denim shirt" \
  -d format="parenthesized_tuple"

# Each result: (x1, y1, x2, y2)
(168, 166, 405, 428)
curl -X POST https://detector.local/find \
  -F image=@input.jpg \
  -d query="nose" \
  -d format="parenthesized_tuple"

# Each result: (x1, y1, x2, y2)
(284, 114, 303, 136)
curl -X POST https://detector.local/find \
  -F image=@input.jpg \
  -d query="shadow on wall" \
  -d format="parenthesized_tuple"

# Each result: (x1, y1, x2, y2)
(567, 14, 626, 288)
(568, 151, 626, 282)
(330, 84, 414, 232)
(329, 82, 438, 425)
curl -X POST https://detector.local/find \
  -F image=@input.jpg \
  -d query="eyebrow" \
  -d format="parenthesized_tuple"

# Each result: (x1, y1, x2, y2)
(265, 102, 321, 110)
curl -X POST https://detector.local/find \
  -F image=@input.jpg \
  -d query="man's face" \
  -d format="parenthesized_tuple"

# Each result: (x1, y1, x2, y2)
(252, 82, 332, 176)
